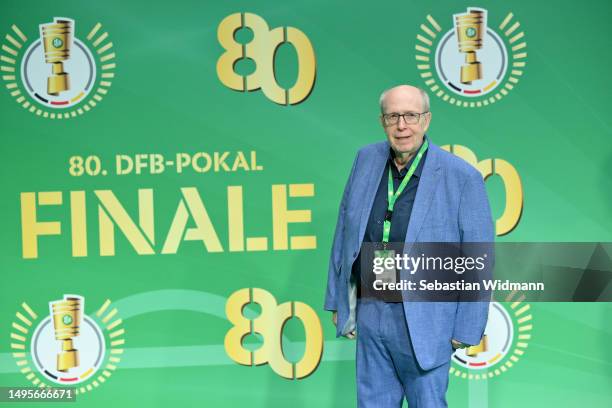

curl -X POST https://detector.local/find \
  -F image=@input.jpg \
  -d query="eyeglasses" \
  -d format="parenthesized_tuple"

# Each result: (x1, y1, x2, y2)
(382, 111, 429, 126)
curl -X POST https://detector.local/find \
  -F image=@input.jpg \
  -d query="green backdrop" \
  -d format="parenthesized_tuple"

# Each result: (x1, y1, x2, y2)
(1, 0, 611, 406)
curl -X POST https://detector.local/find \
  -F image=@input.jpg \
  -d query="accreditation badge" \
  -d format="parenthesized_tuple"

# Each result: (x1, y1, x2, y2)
(374, 249, 397, 285)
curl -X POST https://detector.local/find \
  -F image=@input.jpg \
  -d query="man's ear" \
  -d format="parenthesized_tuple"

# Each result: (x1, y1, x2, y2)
(422, 112, 432, 132)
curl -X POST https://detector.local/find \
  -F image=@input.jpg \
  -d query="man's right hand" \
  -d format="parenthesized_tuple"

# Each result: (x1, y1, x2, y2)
(332, 311, 356, 340)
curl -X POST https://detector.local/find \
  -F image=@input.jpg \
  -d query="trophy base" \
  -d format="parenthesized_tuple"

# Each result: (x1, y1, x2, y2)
(57, 350, 79, 372)
(47, 74, 70, 96)
(460, 63, 482, 85)
(466, 334, 488, 356)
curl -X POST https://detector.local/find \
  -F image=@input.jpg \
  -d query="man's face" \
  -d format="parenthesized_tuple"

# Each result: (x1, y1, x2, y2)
(380, 87, 431, 155)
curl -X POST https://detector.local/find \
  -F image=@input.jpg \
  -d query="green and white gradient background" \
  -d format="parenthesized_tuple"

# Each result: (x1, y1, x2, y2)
(0, 0, 611, 406)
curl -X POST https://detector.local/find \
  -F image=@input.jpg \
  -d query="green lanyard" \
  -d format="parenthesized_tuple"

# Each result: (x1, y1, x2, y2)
(382, 139, 429, 245)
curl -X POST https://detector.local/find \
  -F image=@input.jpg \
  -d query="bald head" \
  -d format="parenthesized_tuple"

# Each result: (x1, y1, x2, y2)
(379, 85, 430, 114)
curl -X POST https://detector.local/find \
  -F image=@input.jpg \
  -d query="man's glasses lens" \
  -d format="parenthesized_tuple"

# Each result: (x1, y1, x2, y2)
(383, 113, 423, 125)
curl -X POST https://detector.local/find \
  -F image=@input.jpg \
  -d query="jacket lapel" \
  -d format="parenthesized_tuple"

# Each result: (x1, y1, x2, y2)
(358, 143, 388, 243)
(405, 143, 442, 243)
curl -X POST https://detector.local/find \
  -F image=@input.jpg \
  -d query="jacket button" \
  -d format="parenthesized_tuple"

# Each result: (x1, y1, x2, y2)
(353, 251, 357, 258)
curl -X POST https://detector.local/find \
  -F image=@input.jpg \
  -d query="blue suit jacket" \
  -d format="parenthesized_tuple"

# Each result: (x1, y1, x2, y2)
(324, 139, 494, 370)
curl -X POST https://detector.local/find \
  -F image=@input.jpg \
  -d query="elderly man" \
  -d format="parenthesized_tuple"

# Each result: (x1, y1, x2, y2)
(324, 85, 494, 407)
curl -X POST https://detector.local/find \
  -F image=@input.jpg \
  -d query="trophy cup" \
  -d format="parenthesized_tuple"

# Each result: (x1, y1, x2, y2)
(466, 334, 488, 357)
(454, 8, 486, 84)
(40, 18, 73, 95)
(51, 295, 82, 372)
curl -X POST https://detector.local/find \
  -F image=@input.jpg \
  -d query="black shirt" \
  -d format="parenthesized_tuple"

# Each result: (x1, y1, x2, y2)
(352, 146, 428, 301)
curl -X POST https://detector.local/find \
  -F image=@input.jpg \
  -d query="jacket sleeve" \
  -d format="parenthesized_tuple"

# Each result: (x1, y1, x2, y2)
(452, 169, 495, 345)
(324, 151, 360, 311)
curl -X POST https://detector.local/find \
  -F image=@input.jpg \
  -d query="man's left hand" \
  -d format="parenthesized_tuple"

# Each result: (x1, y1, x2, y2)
(451, 339, 470, 350)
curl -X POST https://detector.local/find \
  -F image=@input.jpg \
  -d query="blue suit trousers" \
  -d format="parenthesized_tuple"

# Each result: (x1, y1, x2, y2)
(356, 299, 451, 408)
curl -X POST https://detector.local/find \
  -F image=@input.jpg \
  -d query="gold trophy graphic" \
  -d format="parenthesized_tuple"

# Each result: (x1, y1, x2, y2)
(51, 295, 82, 372)
(454, 8, 486, 84)
(40, 18, 73, 95)
(466, 334, 488, 357)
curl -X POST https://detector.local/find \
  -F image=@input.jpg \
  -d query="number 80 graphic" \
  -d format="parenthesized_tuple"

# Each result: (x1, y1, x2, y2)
(217, 13, 316, 105)
(225, 288, 323, 379)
